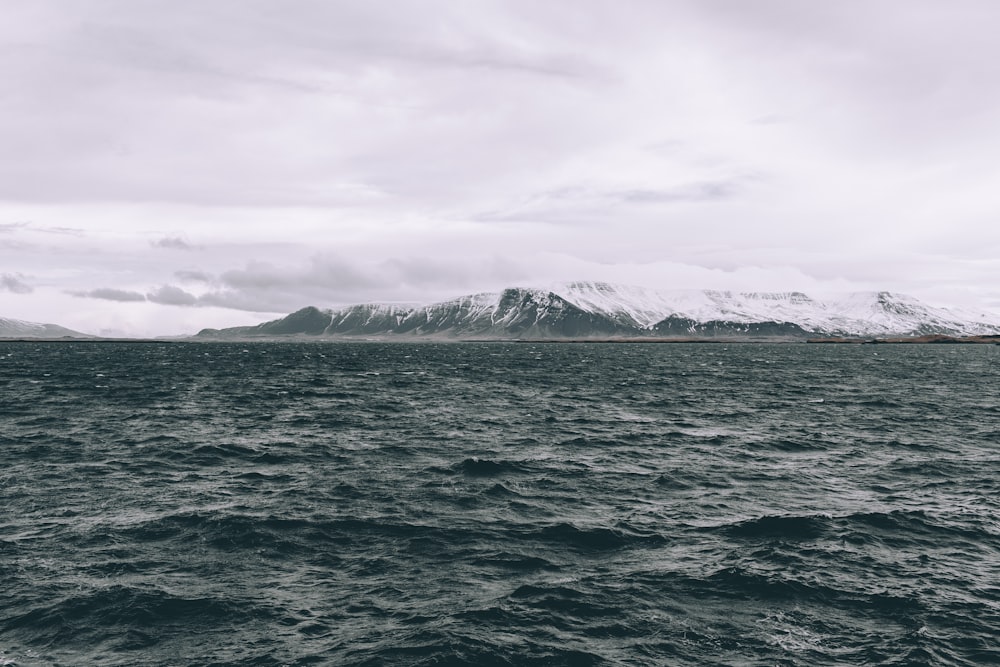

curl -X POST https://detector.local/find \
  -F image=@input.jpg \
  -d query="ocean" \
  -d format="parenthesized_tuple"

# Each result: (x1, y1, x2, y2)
(1, 341, 998, 666)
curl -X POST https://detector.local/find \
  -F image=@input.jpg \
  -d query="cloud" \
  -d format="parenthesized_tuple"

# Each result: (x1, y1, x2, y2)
(175, 269, 215, 283)
(195, 290, 290, 313)
(129, 254, 533, 313)
(3, 0, 1000, 335)
(152, 236, 194, 250)
(1, 273, 33, 294)
(0, 221, 83, 236)
(472, 178, 745, 225)
(37, 225, 84, 236)
(219, 258, 379, 292)
(71, 287, 147, 302)
(0, 1, 613, 207)
(616, 181, 738, 204)
(147, 284, 198, 305)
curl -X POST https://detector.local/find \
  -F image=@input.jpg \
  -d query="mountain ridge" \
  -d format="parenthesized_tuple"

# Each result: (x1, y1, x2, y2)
(194, 283, 1000, 340)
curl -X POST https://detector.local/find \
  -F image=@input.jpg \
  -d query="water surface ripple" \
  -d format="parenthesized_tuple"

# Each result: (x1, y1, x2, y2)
(1, 342, 998, 665)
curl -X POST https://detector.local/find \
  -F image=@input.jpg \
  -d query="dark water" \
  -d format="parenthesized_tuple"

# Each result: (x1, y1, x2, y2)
(1, 342, 999, 666)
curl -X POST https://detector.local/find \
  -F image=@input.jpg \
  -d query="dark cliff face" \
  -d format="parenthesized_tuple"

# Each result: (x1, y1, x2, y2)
(490, 289, 627, 337)
(399, 300, 488, 335)
(326, 306, 406, 335)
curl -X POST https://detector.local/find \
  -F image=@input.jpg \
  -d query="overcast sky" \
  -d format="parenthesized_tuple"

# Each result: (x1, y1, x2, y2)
(1, 0, 999, 336)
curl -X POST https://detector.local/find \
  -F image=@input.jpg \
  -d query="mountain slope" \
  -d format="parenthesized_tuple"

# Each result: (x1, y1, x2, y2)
(194, 283, 1000, 340)
(0, 317, 92, 338)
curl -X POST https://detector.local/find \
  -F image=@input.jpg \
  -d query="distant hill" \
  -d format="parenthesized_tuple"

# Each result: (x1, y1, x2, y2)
(194, 282, 1000, 340)
(0, 317, 93, 339)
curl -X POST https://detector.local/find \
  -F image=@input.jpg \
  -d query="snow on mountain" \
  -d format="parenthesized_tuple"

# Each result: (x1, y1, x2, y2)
(555, 282, 1000, 337)
(195, 282, 1000, 339)
(556, 281, 700, 328)
(0, 317, 92, 338)
(817, 291, 1000, 336)
(556, 282, 819, 328)
(324, 288, 623, 337)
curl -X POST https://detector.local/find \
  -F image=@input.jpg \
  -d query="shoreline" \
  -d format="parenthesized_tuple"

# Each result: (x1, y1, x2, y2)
(2, 334, 999, 344)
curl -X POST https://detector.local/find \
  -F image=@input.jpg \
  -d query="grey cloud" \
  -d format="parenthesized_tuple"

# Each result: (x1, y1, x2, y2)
(147, 285, 198, 305)
(380, 256, 528, 288)
(473, 179, 742, 225)
(72, 288, 147, 302)
(617, 181, 737, 204)
(141, 287, 312, 313)
(1, 273, 33, 294)
(153, 236, 194, 250)
(71, 282, 272, 310)
(73, 282, 288, 312)
(175, 269, 215, 283)
(373, 42, 607, 82)
(37, 225, 84, 236)
(67, 2, 602, 84)
(196, 290, 294, 313)
(143, 254, 531, 313)
(0, 221, 83, 235)
(219, 258, 380, 292)
(201, 258, 387, 312)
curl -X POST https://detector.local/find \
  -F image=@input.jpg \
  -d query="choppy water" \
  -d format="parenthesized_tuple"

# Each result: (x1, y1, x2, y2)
(1, 341, 999, 666)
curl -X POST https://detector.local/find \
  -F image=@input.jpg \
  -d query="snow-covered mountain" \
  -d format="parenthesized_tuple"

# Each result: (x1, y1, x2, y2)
(554, 282, 1000, 337)
(0, 317, 92, 338)
(195, 282, 1000, 340)
(200, 288, 626, 339)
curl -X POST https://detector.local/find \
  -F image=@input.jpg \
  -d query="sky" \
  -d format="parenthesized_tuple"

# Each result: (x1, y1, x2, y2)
(1, 0, 999, 337)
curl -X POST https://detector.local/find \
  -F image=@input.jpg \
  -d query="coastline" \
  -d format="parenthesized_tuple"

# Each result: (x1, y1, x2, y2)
(3, 334, 999, 344)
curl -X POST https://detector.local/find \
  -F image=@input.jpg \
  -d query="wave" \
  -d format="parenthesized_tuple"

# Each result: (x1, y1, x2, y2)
(519, 522, 668, 552)
(704, 509, 997, 547)
(115, 511, 677, 561)
(652, 471, 698, 489)
(481, 482, 524, 497)
(4, 585, 266, 644)
(749, 437, 831, 452)
(469, 551, 559, 571)
(359, 629, 607, 667)
(718, 514, 829, 540)
(451, 457, 534, 477)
